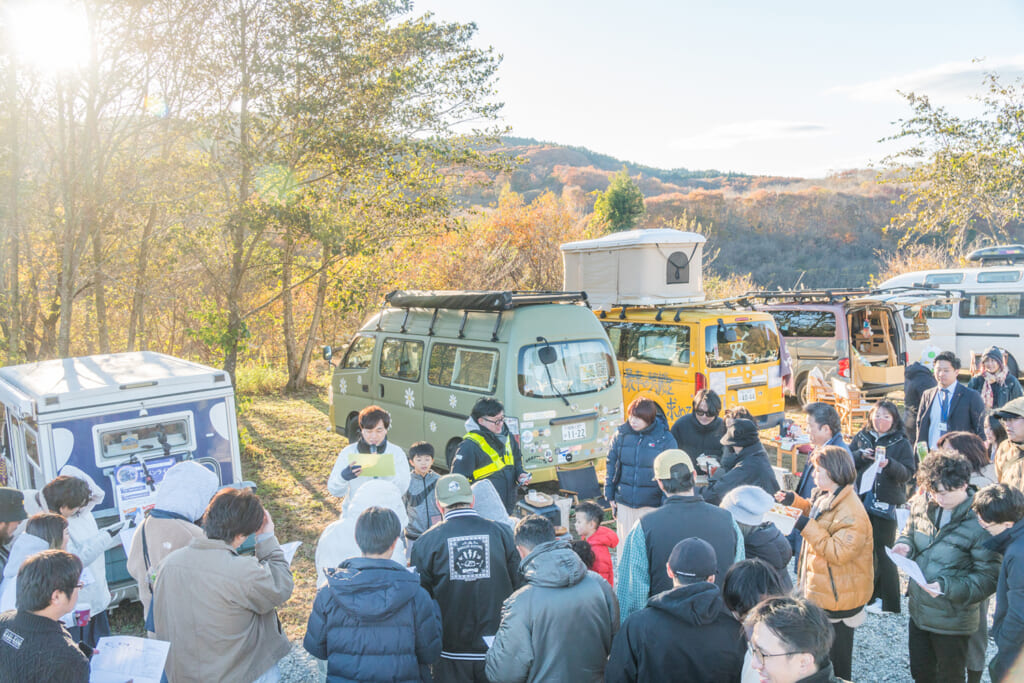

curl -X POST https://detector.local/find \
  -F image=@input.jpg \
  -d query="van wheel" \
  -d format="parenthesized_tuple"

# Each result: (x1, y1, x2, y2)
(795, 375, 811, 406)
(445, 438, 463, 471)
(345, 413, 360, 443)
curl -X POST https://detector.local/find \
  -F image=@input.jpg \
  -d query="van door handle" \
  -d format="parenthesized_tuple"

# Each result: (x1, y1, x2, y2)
(379, 384, 385, 398)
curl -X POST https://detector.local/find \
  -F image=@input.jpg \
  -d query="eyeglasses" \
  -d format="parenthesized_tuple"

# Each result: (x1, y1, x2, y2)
(75, 582, 84, 589)
(748, 642, 799, 664)
(481, 415, 505, 425)
(694, 409, 716, 418)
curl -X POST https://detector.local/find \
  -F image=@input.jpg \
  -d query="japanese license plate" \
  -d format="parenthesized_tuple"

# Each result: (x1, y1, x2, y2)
(561, 422, 587, 441)
(737, 388, 756, 403)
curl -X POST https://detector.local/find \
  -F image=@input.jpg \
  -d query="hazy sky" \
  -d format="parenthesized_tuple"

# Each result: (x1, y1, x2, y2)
(414, 0, 1024, 177)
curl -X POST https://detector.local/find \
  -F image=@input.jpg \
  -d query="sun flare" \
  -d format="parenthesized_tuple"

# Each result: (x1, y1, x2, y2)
(6, 0, 90, 73)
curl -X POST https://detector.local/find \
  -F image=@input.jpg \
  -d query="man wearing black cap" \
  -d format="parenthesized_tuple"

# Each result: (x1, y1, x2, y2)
(700, 418, 780, 505)
(0, 488, 28, 578)
(606, 537, 746, 683)
(615, 449, 741, 622)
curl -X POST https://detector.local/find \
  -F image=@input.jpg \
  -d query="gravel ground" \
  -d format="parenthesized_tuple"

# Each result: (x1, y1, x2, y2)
(279, 575, 998, 683)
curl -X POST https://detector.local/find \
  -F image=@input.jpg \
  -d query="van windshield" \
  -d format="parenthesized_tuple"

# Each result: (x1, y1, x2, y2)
(704, 321, 780, 368)
(518, 339, 616, 398)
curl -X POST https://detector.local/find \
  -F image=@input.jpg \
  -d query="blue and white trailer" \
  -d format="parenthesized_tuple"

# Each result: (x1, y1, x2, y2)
(0, 351, 243, 605)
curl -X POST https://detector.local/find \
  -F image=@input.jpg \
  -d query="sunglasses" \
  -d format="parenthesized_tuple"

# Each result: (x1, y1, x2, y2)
(694, 409, 717, 418)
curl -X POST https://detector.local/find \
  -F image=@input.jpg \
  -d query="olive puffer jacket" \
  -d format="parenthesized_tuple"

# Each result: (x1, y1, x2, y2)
(995, 439, 1024, 493)
(604, 416, 679, 509)
(793, 484, 874, 613)
(896, 491, 1001, 635)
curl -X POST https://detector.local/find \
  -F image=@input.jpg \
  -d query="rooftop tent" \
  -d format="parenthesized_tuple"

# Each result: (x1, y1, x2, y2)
(560, 228, 706, 310)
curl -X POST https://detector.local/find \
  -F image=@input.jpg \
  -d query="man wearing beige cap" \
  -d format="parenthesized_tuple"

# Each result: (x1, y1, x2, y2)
(614, 449, 742, 622)
(410, 474, 521, 683)
(994, 396, 1024, 493)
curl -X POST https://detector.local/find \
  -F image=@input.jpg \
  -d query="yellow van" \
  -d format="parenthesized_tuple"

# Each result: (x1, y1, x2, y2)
(598, 306, 786, 428)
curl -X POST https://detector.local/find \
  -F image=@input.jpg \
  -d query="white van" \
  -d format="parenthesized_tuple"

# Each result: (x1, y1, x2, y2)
(877, 245, 1024, 374)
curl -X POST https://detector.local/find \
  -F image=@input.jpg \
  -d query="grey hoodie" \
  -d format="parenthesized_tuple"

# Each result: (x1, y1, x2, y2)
(485, 541, 618, 683)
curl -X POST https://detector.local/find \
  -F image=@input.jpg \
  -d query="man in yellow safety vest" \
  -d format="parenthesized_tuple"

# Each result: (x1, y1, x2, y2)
(452, 398, 529, 514)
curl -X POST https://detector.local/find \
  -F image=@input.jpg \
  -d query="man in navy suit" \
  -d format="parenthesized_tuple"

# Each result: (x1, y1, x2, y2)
(916, 351, 986, 449)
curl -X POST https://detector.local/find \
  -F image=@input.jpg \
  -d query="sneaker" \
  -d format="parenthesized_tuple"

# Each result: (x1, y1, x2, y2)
(865, 599, 883, 614)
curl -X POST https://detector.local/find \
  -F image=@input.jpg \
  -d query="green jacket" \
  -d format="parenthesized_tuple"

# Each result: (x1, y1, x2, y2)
(896, 491, 1000, 635)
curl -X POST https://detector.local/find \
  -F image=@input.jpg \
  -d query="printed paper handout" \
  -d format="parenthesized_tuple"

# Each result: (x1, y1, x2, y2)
(885, 547, 943, 594)
(858, 460, 880, 495)
(90, 635, 170, 683)
(280, 541, 302, 567)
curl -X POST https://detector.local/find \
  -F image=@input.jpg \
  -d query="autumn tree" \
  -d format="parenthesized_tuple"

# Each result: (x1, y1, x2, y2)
(882, 72, 1024, 253)
(592, 166, 646, 232)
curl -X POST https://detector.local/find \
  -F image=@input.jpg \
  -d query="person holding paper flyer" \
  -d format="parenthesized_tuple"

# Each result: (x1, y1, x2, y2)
(328, 405, 410, 510)
(892, 451, 1000, 683)
(849, 400, 915, 615)
(778, 446, 872, 680)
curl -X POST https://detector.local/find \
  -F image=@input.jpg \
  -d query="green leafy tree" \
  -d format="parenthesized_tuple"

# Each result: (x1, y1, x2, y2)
(882, 73, 1024, 253)
(592, 166, 646, 232)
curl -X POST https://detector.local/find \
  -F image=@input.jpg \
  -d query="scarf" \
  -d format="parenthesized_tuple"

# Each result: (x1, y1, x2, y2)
(980, 366, 1009, 409)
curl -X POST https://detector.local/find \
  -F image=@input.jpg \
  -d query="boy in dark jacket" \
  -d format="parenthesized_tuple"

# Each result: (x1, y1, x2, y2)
(973, 483, 1024, 683)
(403, 442, 441, 548)
(304, 506, 442, 683)
(606, 538, 745, 683)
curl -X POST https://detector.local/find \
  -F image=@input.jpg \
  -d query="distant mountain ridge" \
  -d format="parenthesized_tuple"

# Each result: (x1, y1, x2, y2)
(455, 137, 906, 288)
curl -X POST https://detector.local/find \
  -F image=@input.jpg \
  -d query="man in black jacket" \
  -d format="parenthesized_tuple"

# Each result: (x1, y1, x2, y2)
(670, 389, 726, 465)
(410, 474, 520, 683)
(606, 538, 746, 683)
(916, 351, 986, 448)
(0, 550, 90, 683)
(904, 347, 939, 443)
(701, 419, 780, 505)
(452, 398, 527, 514)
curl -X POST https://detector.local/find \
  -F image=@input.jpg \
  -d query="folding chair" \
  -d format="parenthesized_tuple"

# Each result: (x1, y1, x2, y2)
(556, 463, 609, 511)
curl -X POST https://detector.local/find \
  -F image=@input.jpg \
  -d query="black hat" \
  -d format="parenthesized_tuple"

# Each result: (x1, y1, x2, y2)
(668, 537, 717, 579)
(0, 488, 27, 523)
(721, 418, 759, 448)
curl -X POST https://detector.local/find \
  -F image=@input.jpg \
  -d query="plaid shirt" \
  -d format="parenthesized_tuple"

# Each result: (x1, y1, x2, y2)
(615, 515, 745, 623)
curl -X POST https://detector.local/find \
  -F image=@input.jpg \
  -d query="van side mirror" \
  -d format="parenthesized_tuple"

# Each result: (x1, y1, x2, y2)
(538, 346, 558, 365)
(322, 346, 333, 362)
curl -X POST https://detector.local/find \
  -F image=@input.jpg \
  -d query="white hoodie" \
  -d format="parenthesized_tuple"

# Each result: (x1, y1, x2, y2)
(0, 532, 50, 611)
(314, 480, 408, 588)
(23, 465, 118, 615)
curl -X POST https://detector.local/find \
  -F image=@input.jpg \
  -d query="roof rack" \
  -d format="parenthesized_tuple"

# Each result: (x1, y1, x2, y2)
(966, 244, 1024, 265)
(735, 289, 873, 304)
(597, 297, 760, 320)
(384, 290, 588, 312)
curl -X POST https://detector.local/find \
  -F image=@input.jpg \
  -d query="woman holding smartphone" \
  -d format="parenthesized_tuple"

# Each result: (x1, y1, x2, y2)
(849, 399, 916, 615)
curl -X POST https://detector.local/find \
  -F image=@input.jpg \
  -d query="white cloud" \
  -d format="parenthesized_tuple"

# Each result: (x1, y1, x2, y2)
(828, 55, 1024, 103)
(671, 120, 829, 151)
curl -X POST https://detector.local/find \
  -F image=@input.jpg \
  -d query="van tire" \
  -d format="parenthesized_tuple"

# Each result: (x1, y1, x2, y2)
(795, 375, 811, 406)
(445, 438, 463, 471)
(345, 413, 360, 443)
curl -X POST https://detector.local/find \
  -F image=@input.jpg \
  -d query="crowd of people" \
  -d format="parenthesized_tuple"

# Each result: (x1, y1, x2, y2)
(2, 345, 1024, 682)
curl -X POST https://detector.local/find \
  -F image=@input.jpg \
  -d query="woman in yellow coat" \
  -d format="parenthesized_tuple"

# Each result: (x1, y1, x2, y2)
(777, 445, 873, 680)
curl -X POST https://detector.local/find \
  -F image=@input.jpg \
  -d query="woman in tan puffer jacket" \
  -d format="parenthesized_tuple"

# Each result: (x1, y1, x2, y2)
(779, 445, 873, 680)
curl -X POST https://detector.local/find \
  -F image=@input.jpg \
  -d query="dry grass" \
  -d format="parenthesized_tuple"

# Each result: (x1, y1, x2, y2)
(237, 384, 346, 638)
